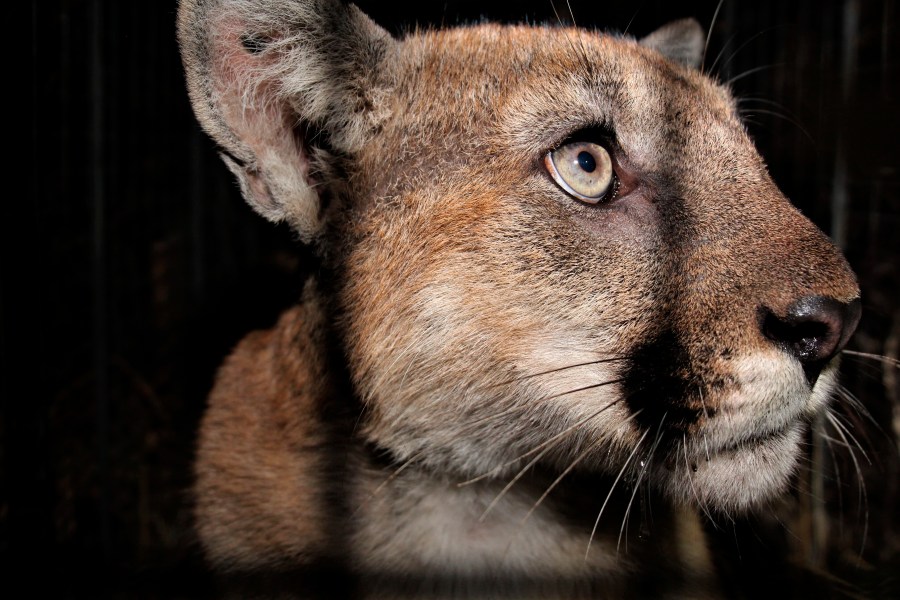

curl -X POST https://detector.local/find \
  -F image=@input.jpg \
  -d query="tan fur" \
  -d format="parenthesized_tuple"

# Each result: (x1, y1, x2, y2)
(179, 1, 860, 596)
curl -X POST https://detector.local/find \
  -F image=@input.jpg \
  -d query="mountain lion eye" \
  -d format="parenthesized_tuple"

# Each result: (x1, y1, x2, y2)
(544, 141, 615, 204)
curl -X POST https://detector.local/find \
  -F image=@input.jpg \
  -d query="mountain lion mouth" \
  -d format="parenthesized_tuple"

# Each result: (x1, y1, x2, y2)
(652, 422, 805, 513)
(715, 425, 793, 455)
(648, 415, 795, 473)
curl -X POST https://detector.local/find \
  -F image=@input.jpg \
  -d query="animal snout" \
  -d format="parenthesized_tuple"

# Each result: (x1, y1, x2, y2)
(759, 296, 862, 385)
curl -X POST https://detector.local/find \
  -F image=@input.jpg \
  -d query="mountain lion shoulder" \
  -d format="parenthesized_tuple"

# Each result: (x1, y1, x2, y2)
(178, 0, 860, 596)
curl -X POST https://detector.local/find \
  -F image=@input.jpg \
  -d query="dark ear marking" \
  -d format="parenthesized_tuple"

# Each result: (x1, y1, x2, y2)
(239, 33, 269, 54)
(220, 148, 247, 168)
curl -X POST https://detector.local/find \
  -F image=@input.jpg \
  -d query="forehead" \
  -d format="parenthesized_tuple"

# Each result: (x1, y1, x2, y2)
(386, 24, 737, 162)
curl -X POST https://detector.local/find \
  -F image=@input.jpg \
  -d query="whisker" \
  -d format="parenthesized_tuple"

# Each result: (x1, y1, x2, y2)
(617, 413, 667, 555)
(565, 0, 577, 28)
(841, 349, 900, 368)
(621, 5, 641, 37)
(542, 378, 626, 402)
(487, 357, 628, 388)
(819, 432, 860, 453)
(700, 0, 725, 75)
(547, 0, 578, 28)
(698, 388, 711, 463)
(516, 441, 597, 526)
(770, 510, 804, 546)
(826, 411, 872, 466)
(553, 9, 597, 96)
(736, 107, 814, 143)
(368, 384, 620, 511)
(832, 386, 888, 453)
(825, 411, 870, 567)
(376, 373, 625, 499)
(549, 0, 566, 27)
(373, 453, 419, 495)
(705, 31, 739, 77)
(834, 384, 877, 425)
(385, 364, 624, 456)
(585, 421, 649, 561)
(461, 395, 621, 488)
(819, 427, 846, 534)
(478, 452, 548, 521)
(740, 117, 763, 128)
(517, 407, 649, 531)
(683, 433, 716, 524)
(826, 415, 870, 498)
(735, 96, 792, 112)
(452, 360, 627, 448)
(725, 63, 783, 87)
(355, 450, 425, 515)
(709, 26, 782, 78)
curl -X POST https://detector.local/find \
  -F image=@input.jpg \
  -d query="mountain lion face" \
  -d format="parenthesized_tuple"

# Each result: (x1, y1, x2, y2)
(180, 0, 860, 571)
(335, 24, 860, 513)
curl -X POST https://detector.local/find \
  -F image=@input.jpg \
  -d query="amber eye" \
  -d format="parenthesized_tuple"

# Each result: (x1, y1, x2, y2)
(544, 141, 615, 204)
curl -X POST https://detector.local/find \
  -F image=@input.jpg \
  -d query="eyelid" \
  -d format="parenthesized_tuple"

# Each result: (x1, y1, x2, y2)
(546, 125, 618, 156)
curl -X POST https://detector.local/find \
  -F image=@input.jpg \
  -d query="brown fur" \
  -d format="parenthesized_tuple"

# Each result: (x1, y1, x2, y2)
(179, 1, 860, 596)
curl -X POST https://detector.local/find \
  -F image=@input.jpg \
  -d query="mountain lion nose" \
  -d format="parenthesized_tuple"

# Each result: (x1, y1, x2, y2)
(759, 296, 862, 385)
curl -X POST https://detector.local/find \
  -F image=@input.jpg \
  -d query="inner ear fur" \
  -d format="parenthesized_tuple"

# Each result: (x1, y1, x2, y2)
(177, 0, 396, 240)
(640, 18, 705, 70)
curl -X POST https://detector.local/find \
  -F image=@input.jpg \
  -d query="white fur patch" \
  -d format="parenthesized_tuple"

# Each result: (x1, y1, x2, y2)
(656, 351, 839, 512)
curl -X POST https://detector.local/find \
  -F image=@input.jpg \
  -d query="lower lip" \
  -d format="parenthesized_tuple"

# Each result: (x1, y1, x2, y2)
(717, 427, 791, 455)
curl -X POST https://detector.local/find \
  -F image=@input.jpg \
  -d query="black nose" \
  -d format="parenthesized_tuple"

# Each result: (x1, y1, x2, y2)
(759, 296, 862, 385)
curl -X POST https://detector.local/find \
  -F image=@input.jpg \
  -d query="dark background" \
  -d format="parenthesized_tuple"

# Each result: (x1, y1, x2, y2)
(11, 0, 898, 597)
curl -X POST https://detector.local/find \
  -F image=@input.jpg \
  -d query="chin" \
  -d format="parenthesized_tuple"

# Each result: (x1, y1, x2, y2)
(656, 423, 805, 514)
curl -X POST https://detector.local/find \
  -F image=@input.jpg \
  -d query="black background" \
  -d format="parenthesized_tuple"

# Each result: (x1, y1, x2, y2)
(12, 0, 899, 597)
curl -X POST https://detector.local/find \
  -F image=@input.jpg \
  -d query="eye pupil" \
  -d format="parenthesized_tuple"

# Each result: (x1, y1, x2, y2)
(577, 151, 596, 173)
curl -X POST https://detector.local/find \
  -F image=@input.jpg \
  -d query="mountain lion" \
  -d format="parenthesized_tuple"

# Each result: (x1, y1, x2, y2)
(178, 0, 861, 596)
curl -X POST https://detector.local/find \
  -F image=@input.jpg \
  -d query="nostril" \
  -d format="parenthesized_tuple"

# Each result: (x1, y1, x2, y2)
(759, 296, 861, 385)
(763, 316, 832, 362)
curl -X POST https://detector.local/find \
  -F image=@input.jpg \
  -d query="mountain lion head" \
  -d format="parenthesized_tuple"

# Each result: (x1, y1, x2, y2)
(179, 0, 861, 583)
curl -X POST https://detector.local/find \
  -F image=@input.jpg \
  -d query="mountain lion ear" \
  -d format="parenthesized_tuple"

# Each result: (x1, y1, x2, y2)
(178, 0, 396, 241)
(640, 18, 705, 69)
